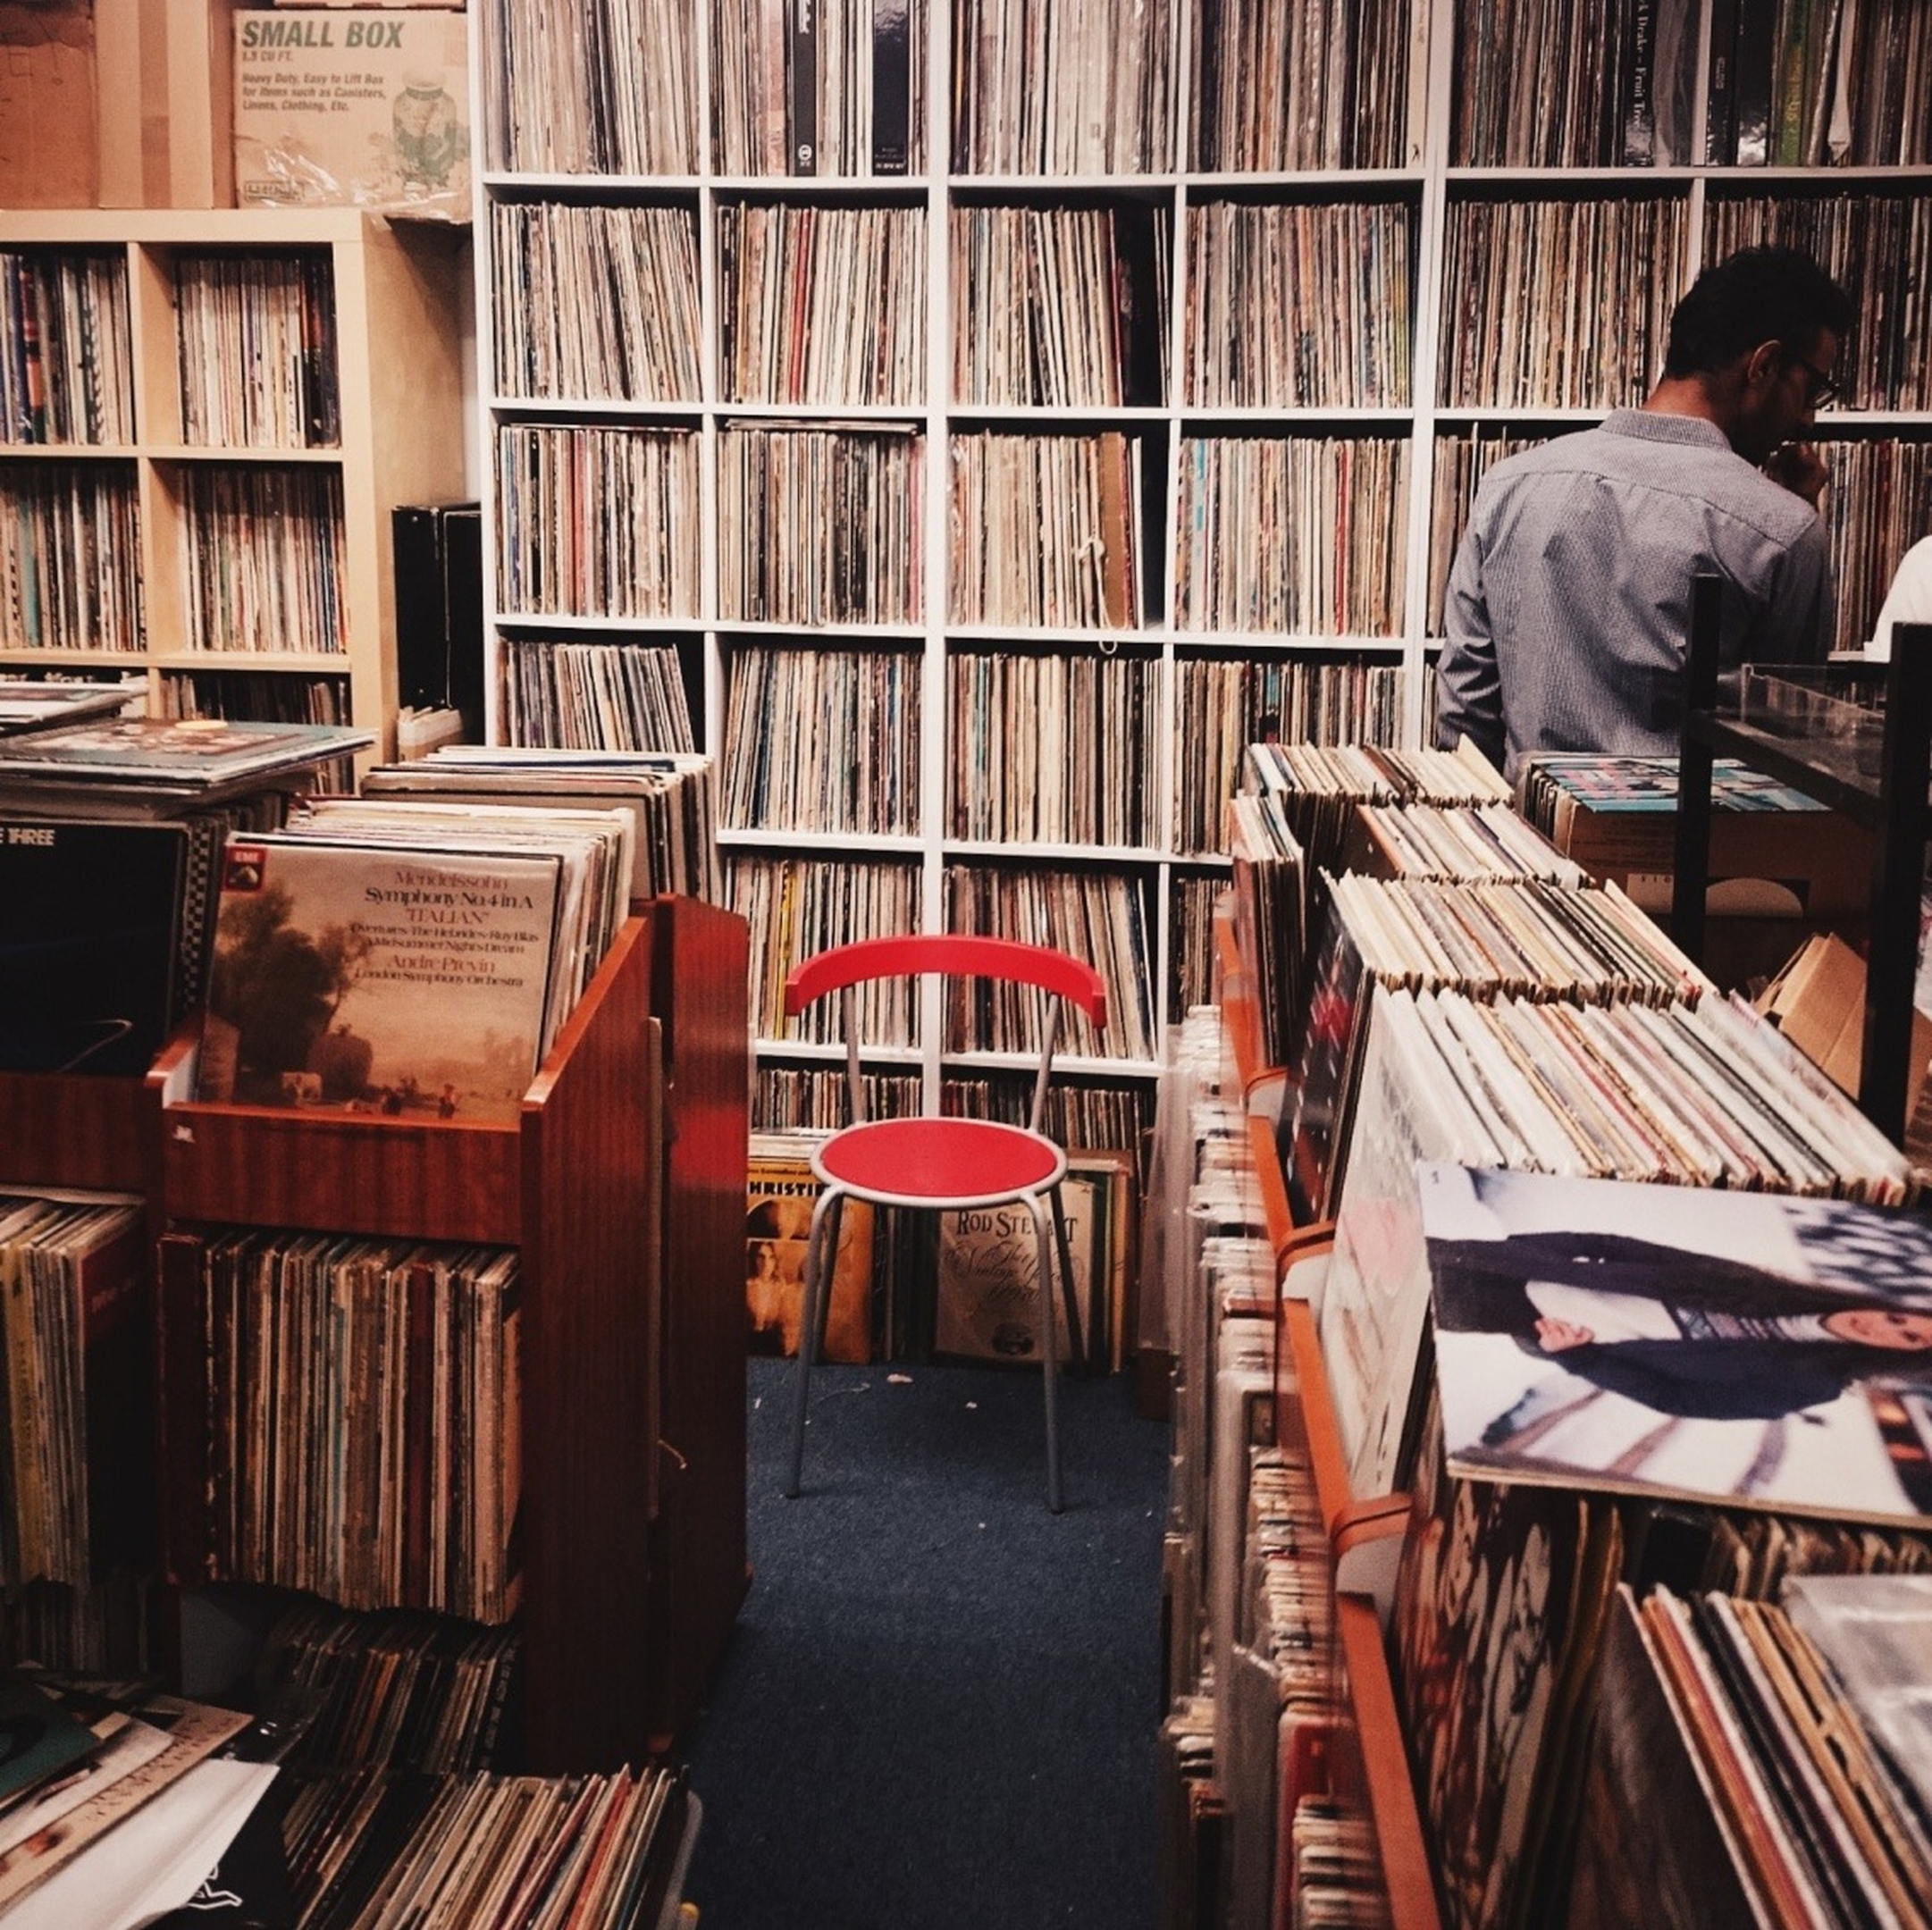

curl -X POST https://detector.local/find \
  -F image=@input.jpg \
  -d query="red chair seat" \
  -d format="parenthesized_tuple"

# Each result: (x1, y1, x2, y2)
(812, 1117, 1064, 1207)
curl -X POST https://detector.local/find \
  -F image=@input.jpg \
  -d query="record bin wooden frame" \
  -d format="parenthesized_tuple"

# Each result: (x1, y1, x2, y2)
(147, 900, 752, 1772)
(0, 1068, 153, 1196)
(638, 894, 753, 1748)
(1212, 898, 1441, 1930)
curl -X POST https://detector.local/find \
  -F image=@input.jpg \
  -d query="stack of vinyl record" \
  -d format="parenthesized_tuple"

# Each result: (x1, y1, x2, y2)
(258, 1603, 522, 1775)
(944, 863, 1155, 1061)
(1155, 1004, 1264, 1706)
(1223, 1439, 1344, 1928)
(730, 853, 920, 1045)
(281, 1761, 691, 1929)
(1153, 1000, 1394, 1930)
(1154, 1001, 1271, 1927)
(1515, 751, 1865, 914)
(0, 678, 130, 736)
(939, 1077, 1154, 1184)
(361, 745, 721, 904)
(1319, 985, 1918, 1500)
(719, 424, 924, 626)
(1232, 742, 1526, 1070)
(1286, 874, 1709, 1223)
(1224, 785, 1306, 1067)
(162, 1230, 523, 1624)
(945, 646, 1161, 847)
(1172, 657, 1408, 858)
(490, 202, 702, 405)
(724, 645, 920, 841)
(1176, 434, 1409, 636)
(1570, 1578, 1932, 1926)
(1321, 874, 1703, 1007)
(1355, 801, 1581, 885)
(755, 1062, 922, 1133)
(1244, 740, 1512, 881)
(495, 424, 701, 624)
(1391, 1349, 1932, 1930)
(0, 1673, 260, 1918)
(0, 1194, 146, 1590)
(197, 797, 636, 1115)
(1373, 986, 1914, 1199)
(497, 638, 696, 753)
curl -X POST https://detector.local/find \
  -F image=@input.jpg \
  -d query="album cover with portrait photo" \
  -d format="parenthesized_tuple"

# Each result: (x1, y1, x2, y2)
(1420, 1162, 1932, 1528)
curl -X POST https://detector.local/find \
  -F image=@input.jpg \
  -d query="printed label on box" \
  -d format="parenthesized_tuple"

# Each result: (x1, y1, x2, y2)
(233, 8, 469, 219)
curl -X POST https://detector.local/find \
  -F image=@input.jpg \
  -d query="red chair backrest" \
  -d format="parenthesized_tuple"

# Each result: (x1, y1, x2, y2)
(784, 934, 1107, 1028)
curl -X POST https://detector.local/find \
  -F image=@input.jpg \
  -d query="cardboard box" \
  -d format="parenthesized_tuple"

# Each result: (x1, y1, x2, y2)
(0, 0, 98, 206)
(232, 8, 468, 219)
(1521, 755, 1876, 919)
(1554, 798, 1870, 919)
(96, 0, 235, 208)
(1756, 932, 1932, 1121)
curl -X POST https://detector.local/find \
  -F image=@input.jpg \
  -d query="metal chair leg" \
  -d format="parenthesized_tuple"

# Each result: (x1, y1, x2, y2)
(1047, 1182, 1084, 1374)
(817, 1192, 846, 1357)
(1027, 1193, 1063, 1513)
(785, 1186, 842, 1498)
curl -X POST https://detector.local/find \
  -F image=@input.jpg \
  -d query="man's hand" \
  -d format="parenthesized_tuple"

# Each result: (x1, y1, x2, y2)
(1764, 440, 1828, 508)
(1533, 1315, 1595, 1353)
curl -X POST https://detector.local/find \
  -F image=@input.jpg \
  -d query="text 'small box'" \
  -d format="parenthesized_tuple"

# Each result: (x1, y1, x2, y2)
(233, 8, 467, 219)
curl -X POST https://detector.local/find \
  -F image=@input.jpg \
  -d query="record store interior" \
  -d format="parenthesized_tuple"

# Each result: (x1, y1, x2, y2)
(5, 2, 1932, 1926)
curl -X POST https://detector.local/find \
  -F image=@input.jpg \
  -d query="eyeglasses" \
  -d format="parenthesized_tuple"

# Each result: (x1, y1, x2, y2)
(1784, 350, 1841, 411)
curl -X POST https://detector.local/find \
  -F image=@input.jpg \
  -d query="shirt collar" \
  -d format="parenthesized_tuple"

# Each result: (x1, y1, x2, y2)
(1600, 408, 1733, 451)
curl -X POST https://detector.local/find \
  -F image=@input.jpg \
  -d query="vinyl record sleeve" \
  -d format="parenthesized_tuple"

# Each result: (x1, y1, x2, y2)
(932, 1167, 1106, 1366)
(0, 818, 188, 1075)
(745, 1146, 876, 1364)
(1423, 1163, 1932, 1528)
(198, 836, 564, 1122)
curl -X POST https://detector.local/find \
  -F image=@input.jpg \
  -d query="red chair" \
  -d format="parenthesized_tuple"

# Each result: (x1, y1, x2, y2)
(782, 934, 1108, 1512)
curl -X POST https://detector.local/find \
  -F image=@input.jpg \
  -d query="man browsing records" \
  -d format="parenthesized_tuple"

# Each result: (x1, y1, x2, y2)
(1435, 246, 1854, 780)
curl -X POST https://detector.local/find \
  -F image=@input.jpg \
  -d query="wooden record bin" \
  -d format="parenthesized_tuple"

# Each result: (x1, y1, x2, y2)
(1212, 895, 1441, 1930)
(0, 1070, 153, 1196)
(148, 900, 750, 1772)
(641, 894, 752, 1750)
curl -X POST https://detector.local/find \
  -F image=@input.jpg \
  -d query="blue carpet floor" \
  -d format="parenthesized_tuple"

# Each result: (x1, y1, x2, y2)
(682, 1357, 1171, 1929)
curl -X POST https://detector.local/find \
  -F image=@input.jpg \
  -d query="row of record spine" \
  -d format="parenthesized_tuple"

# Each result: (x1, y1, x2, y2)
(475, 0, 1924, 182)
(481, 0, 1423, 178)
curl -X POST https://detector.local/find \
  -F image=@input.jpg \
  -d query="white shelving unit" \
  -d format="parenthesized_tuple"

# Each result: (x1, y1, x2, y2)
(468, 0, 1932, 1125)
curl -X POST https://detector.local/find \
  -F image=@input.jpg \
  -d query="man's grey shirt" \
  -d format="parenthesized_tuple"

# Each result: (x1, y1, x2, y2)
(1434, 410, 1833, 780)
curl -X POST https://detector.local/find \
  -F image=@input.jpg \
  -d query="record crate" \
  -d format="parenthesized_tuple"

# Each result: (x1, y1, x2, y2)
(147, 903, 750, 1771)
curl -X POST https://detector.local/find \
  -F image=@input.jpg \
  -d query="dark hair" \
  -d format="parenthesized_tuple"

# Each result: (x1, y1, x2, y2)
(1663, 245, 1855, 378)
